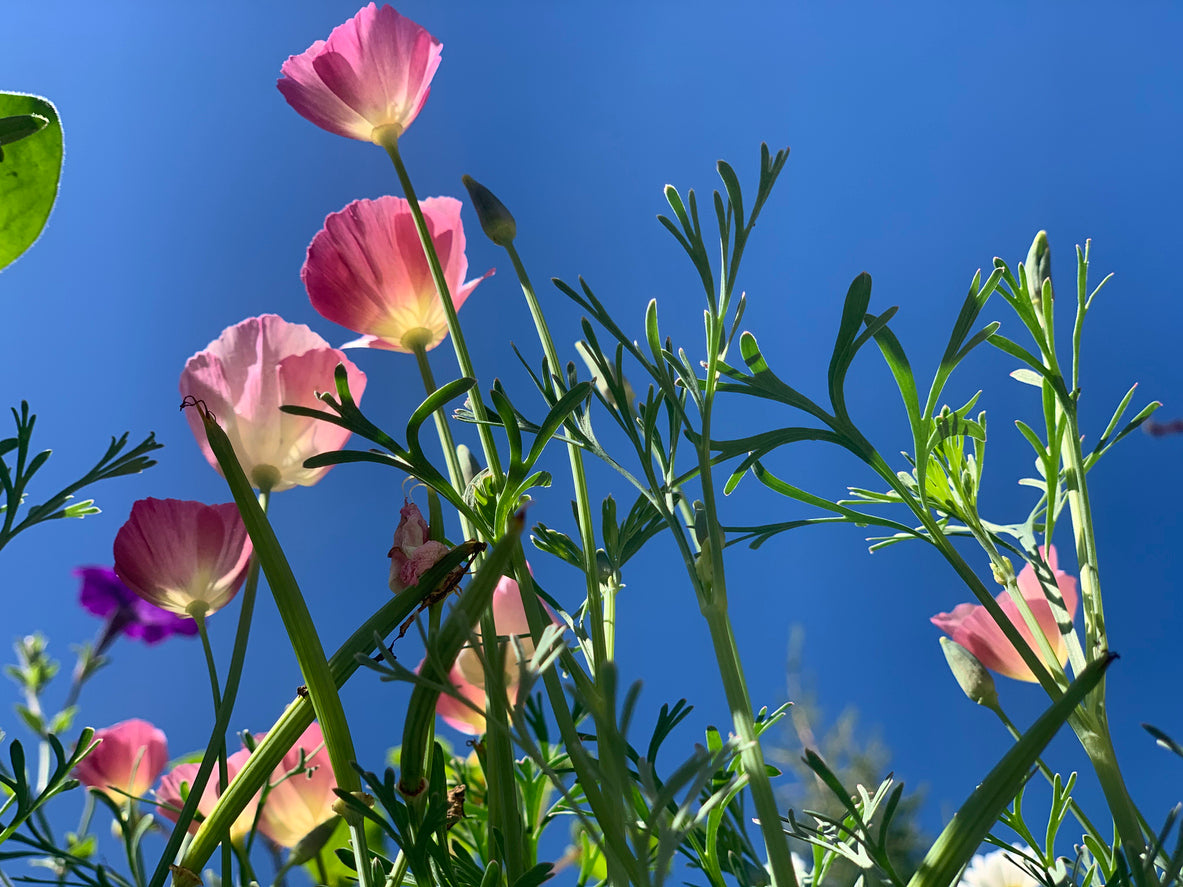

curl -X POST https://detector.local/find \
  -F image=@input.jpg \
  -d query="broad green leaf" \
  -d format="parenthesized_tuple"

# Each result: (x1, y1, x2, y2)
(0, 93, 62, 270)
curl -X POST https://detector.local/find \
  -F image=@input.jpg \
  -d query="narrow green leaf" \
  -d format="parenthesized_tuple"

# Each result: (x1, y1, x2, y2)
(1010, 369, 1044, 388)
(870, 321, 920, 433)
(717, 160, 744, 227)
(523, 381, 593, 469)
(490, 384, 524, 475)
(827, 272, 873, 416)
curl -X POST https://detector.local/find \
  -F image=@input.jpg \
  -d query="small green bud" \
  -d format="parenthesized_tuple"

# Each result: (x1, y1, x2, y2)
(456, 444, 482, 488)
(1025, 230, 1052, 309)
(595, 548, 614, 582)
(462, 175, 516, 246)
(939, 637, 999, 709)
(990, 556, 1014, 586)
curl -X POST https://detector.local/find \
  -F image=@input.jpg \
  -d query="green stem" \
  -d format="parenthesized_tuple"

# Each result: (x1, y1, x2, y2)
(175, 545, 475, 878)
(1060, 414, 1145, 858)
(380, 132, 502, 479)
(508, 546, 640, 887)
(190, 406, 373, 887)
(990, 706, 1104, 845)
(505, 241, 608, 669)
(698, 313, 798, 887)
(147, 491, 265, 887)
(411, 342, 470, 538)
(192, 611, 231, 887)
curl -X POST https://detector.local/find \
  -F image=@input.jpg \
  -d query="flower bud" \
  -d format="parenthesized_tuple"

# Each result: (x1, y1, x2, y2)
(462, 175, 516, 246)
(939, 636, 999, 708)
(457, 444, 482, 488)
(1025, 230, 1052, 310)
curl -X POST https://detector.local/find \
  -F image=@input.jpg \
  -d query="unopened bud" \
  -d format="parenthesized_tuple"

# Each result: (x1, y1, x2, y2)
(1025, 230, 1052, 310)
(940, 637, 999, 709)
(457, 444, 482, 488)
(462, 175, 516, 246)
(595, 548, 614, 582)
(990, 557, 1014, 587)
(331, 791, 374, 819)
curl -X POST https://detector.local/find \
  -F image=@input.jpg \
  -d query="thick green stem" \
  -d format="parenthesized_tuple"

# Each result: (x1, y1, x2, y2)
(409, 339, 524, 877)
(190, 405, 373, 887)
(700, 603, 797, 887)
(698, 311, 797, 887)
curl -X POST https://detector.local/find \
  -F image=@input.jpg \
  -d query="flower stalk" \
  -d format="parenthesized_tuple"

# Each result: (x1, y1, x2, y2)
(184, 401, 374, 887)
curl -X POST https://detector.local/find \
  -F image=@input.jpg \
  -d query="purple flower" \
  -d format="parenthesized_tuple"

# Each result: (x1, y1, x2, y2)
(76, 567, 198, 646)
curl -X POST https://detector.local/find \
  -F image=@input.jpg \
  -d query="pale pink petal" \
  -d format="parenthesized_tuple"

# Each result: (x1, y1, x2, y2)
(931, 545, 1079, 683)
(1016, 545, 1079, 618)
(434, 655, 492, 735)
(74, 719, 168, 798)
(181, 315, 366, 492)
(114, 499, 252, 618)
(431, 569, 560, 734)
(255, 722, 339, 848)
(303, 196, 491, 354)
(157, 752, 256, 843)
(278, 4, 442, 143)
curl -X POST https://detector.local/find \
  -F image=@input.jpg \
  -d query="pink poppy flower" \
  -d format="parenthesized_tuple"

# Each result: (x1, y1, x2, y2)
(113, 499, 253, 620)
(277, 4, 442, 145)
(435, 574, 559, 735)
(388, 501, 449, 594)
(73, 719, 168, 798)
(180, 314, 367, 493)
(254, 722, 339, 848)
(302, 196, 492, 354)
(156, 749, 256, 843)
(931, 546, 1079, 682)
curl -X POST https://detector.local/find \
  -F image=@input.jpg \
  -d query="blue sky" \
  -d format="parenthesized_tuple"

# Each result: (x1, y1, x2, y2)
(2, 0, 1182, 868)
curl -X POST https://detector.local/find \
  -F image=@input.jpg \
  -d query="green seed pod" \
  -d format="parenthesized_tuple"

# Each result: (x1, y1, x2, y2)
(940, 636, 999, 709)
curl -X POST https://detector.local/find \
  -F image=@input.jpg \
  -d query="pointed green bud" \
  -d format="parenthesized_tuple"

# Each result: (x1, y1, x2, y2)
(1025, 230, 1052, 309)
(457, 444, 482, 488)
(940, 637, 999, 709)
(462, 175, 516, 246)
(595, 548, 614, 582)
